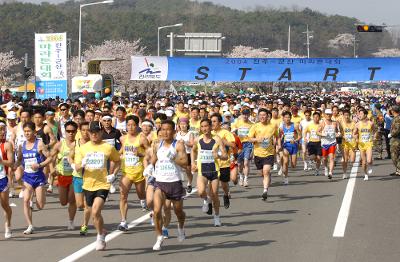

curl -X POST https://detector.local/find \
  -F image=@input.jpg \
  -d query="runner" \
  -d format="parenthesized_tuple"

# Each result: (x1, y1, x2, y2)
(0, 122, 14, 239)
(15, 122, 53, 234)
(340, 109, 357, 179)
(279, 111, 301, 184)
(74, 121, 121, 251)
(300, 109, 312, 171)
(211, 113, 236, 208)
(318, 109, 340, 179)
(304, 111, 323, 176)
(113, 106, 127, 135)
(118, 115, 149, 231)
(191, 118, 227, 225)
(58, 103, 72, 139)
(248, 108, 280, 200)
(176, 118, 194, 193)
(150, 120, 187, 251)
(232, 108, 254, 187)
(354, 108, 375, 181)
(68, 121, 91, 236)
(51, 121, 78, 230)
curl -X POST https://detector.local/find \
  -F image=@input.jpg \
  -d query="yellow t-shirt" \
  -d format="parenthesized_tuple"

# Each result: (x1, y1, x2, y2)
(75, 141, 120, 191)
(121, 135, 145, 176)
(176, 110, 189, 120)
(189, 119, 201, 137)
(305, 122, 321, 142)
(232, 119, 254, 143)
(292, 115, 303, 125)
(212, 129, 235, 168)
(270, 117, 282, 129)
(248, 122, 277, 157)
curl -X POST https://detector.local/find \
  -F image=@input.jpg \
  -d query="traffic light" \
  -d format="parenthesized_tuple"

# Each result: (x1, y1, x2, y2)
(356, 25, 383, 32)
(23, 66, 32, 80)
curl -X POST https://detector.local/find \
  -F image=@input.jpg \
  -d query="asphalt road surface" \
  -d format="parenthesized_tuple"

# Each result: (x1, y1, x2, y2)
(1, 156, 399, 262)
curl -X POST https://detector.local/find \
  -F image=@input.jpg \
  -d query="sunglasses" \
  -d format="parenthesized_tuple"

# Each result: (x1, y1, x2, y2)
(66, 129, 77, 133)
(60, 108, 67, 111)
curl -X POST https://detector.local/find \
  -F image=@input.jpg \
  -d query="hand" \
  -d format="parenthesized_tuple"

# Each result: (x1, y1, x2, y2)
(191, 163, 198, 173)
(143, 164, 154, 177)
(290, 139, 295, 144)
(81, 156, 88, 168)
(31, 163, 40, 171)
(106, 174, 116, 183)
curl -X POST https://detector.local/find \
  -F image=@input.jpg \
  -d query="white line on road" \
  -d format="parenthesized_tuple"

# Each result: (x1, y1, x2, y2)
(59, 188, 198, 262)
(333, 152, 360, 238)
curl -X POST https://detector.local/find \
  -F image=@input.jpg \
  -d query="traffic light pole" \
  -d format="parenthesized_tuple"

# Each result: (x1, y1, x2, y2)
(24, 53, 28, 99)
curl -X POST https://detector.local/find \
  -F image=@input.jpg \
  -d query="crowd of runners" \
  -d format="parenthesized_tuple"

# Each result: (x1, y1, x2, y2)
(0, 90, 399, 251)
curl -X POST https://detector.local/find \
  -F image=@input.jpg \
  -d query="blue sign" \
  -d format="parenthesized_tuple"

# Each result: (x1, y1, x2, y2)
(164, 57, 400, 82)
(36, 80, 68, 99)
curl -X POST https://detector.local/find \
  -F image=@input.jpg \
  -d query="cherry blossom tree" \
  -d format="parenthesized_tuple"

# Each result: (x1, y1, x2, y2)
(227, 45, 301, 58)
(328, 33, 355, 49)
(372, 48, 400, 57)
(0, 51, 21, 85)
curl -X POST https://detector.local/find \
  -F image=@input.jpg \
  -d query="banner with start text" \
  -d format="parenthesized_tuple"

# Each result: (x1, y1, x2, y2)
(131, 56, 400, 82)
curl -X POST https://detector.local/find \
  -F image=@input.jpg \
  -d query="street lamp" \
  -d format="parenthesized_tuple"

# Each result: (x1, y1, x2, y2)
(157, 23, 183, 56)
(78, 0, 114, 70)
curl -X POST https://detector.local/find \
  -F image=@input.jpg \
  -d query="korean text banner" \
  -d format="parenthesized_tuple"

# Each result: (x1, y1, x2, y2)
(35, 33, 68, 99)
(131, 56, 400, 82)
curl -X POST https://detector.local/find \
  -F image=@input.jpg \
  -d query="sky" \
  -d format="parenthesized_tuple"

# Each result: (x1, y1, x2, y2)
(20, 0, 400, 25)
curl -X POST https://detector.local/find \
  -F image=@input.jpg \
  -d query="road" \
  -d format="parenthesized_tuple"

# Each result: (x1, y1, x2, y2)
(0, 157, 399, 262)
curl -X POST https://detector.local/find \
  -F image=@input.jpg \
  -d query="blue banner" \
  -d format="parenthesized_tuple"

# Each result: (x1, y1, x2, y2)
(36, 80, 68, 99)
(152, 57, 400, 82)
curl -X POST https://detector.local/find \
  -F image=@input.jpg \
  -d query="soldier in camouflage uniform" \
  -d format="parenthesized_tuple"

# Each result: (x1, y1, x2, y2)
(390, 106, 400, 176)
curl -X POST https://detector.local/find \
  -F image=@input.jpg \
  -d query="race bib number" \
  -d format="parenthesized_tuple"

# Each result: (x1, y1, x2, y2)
(361, 133, 371, 142)
(199, 149, 214, 163)
(345, 133, 353, 141)
(25, 157, 38, 173)
(155, 160, 177, 177)
(284, 132, 294, 142)
(103, 139, 115, 147)
(238, 128, 250, 137)
(63, 157, 73, 172)
(310, 130, 319, 140)
(261, 138, 270, 148)
(125, 152, 140, 167)
(85, 152, 105, 169)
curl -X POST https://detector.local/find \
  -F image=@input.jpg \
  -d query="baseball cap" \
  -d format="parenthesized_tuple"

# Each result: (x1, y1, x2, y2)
(325, 109, 333, 114)
(223, 111, 232, 117)
(6, 101, 16, 111)
(89, 121, 102, 132)
(6, 111, 17, 120)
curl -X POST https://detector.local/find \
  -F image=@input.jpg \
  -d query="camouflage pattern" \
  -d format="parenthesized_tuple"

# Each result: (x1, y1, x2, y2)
(390, 115, 400, 170)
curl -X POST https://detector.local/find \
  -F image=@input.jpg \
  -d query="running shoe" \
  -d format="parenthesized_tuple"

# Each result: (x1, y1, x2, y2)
(342, 173, 347, 179)
(118, 222, 128, 232)
(273, 163, 278, 171)
(207, 203, 213, 215)
(186, 185, 192, 194)
(80, 225, 88, 236)
(324, 167, 329, 177)
(239, 176, 244, 186)
(328, 174, 332, 180)
(214, 215, 222, 227)
(314, 169, 320, 176)
(153, 235, 164, 251)
(8, 189, 14, 198)
(23, 225, 34, 235)
(177, 227, 185, 242)
(109, 184, 116, 194)
(4, 229, 12, 239)
(162, 227, 169, 239)
(223, 195, 230, 209)
(18, 190, 24, 199)
(364, 175, 369, 181)
(96, 238, 106, 251)
(262, 191, 268, 201)
(140, 200, 147, 211)
(67, 220, 75, 231)
(46, 185, 53, 194)
(244, 177, 249, 187)
(283, 177, 289, 185)
(202, 199, 209, 213)
(278, 168, 283, 176)
(367, 167, 373, 175)
(304, 161, 308, 171)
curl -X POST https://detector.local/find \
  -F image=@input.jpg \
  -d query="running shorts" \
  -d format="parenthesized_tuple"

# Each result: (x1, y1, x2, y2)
(254, 155, 274, 170)
(283, 142, 299, 155)
(343, 141, 357, 152)
(307, 142, 322, 156)
(358, 141, 373, 152)
(83, 189, 109, 207)
(0, 177, 8, 192)
(23, 172, 46, 189)
(73, 177, 83, 193)
(322, 143, 336, 157)
(237, 142, 253, 162)
(58, 175, 73, 188)
(123, 172, 145, 184)
(219, 167, 230, 182)
(154, 181, 185, 201)
(200, 171, 219, 181)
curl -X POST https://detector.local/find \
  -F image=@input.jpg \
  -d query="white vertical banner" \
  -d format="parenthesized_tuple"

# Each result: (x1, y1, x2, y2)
(35, 32, 68, 99)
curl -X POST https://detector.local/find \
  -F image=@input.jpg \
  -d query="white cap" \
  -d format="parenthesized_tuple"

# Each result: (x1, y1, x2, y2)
(184, 104, 189, 108)
(250, 105, 255, 109)
(165, 110, 174, 117)
(188, 100, 193, 105)
(193, 101, 199, 106)
(6, 101, 16, 111)
(223, 111, 232, 116)
(233, 105, 241, 110)
(222, 102, 228, 106)
(222, 106, 229, 112)
(7, 111, 17, 120)
(325, 109, 333, 114)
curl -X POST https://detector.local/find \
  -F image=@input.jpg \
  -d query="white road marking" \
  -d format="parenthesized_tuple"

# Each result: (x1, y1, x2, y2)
(333, 152, 360, 238)
(59, 188, 198, 262)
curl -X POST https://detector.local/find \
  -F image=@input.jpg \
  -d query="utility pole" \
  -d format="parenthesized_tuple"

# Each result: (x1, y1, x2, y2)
(303, 25, 314, 58)
(24, 53, 28, 99)
(169, 32, 174, 57)
(288, 25, 291, 56)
